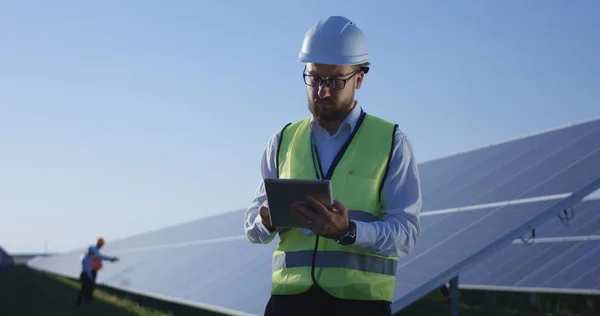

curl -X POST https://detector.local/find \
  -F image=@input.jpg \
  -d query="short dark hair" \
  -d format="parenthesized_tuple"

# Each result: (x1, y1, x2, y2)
(355, 63, 370, 74)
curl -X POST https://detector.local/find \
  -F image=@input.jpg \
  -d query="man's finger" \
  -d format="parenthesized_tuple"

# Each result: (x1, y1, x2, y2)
(291, 207, 311, 223)
(305, 196, 332, 215)
(291, 203, 320, 223)
(291, 209, 323, 234)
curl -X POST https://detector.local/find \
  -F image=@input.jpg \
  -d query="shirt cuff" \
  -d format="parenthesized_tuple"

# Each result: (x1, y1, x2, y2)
(254, 215, 276, 238)
(353, 220, 375, 248)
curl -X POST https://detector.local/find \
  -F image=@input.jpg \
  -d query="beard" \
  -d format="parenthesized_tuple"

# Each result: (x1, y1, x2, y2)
(308, 94, 355, 123)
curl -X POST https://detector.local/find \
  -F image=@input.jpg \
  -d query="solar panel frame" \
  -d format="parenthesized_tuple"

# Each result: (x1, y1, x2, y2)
(419, 120, 599, 210)
(99, 210, 248, 251)
(422, 120, 600, 212)
(458, 198, 600, 295)
(391, 174, 600, 312)
(460, 240, 600, 295)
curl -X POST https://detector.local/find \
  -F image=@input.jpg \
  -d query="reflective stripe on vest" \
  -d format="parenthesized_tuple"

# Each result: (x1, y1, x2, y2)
(273, 250, 398, 276)
(271, 112, 398, 302)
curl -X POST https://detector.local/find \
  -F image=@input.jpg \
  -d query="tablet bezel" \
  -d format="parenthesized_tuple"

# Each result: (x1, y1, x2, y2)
(263, 178, 333, 229)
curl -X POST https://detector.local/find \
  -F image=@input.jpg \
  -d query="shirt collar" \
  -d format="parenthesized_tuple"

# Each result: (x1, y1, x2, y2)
(310, 101, 362, 133)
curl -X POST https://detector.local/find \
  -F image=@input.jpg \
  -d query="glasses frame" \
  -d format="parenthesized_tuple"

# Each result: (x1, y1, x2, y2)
(302, 65, 361, 90)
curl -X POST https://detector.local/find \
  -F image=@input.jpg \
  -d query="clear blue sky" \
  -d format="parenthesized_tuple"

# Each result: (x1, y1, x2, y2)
(2, 1, 599, 254)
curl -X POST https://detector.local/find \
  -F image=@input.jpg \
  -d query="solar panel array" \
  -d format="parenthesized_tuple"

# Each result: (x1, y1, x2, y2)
(390, 117, 600, 311)
(28, 117, 600, 315)
(459, 198, 600, 295)
(27, 210, 260, 316)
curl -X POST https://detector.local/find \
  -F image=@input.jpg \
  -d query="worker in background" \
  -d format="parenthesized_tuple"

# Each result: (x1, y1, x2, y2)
(75, 247, 97, 306)
(75, 237, 119, 306)
(88, 237, 118, 281)
(244, 16, 422, 316)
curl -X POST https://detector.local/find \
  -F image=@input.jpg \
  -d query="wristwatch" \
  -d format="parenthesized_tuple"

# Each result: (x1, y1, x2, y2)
(336, 220, 357, 245)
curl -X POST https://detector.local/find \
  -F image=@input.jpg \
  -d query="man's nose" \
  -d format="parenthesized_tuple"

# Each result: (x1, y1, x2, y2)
(317, 83, 331, 99)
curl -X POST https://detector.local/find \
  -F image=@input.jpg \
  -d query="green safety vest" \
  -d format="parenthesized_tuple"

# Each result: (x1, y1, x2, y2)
(271, 111, 399, 302)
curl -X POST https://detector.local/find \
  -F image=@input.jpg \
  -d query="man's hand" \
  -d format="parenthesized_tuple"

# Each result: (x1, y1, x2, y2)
(111, 257, 119, 262)
(259, 202, 276, 232)
(291, 197, 349, 240)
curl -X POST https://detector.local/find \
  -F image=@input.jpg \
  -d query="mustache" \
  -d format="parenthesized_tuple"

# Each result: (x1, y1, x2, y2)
(313, 98, 335, 104)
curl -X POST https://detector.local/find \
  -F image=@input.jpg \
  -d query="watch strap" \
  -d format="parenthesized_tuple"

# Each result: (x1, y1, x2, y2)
(337, 220, 357, 245)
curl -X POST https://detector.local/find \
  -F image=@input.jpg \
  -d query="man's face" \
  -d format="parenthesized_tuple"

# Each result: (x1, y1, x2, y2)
(304, 63, 364, 123)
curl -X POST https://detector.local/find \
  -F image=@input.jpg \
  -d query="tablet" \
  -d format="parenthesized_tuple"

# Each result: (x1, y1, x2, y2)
(264, 178, 333, 229)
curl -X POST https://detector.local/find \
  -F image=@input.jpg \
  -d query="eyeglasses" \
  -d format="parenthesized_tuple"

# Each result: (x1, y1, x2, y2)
(302, 66, 360, 90)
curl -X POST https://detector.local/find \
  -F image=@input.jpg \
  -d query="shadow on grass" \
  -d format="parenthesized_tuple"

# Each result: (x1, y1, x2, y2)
(0, 266, 142, 316)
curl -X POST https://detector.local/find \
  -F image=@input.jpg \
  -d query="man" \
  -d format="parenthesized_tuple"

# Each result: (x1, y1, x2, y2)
(75, 246, 97, 307)
(87, 237, 118, 281)
(244, 16, 422, 316)
(75, 237, 118, 306)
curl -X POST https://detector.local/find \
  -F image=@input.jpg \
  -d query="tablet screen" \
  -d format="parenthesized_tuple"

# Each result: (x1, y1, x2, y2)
(264, 178, 333, 229)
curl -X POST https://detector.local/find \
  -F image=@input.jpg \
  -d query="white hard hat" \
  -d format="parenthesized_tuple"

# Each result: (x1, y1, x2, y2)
(297, 16, 370, 69)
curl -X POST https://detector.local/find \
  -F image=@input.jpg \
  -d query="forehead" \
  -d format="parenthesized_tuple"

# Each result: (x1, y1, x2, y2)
(305, 63, 354, 77)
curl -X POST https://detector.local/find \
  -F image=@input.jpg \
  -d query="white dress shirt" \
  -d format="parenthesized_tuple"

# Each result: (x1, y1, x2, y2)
(81, 254, 94, 279)
(244, 103, 422, 258)
(89, 246, 113, 261)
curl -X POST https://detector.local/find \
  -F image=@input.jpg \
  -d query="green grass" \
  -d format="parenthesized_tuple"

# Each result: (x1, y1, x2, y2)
(396, 287, 600, 316)
(2, 265, 599, 316)
(0, 265, 173, 316)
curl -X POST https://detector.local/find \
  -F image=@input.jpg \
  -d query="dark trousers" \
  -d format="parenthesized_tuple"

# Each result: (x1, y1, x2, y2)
(75, 270, 98, 306)
(264, 285, 391, 316)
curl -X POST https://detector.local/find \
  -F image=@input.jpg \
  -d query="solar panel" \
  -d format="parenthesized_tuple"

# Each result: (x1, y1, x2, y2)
(101, 210, 248, 250)
(418, 118, 600, 211)
(459, 198, 600, 295)
(26, 210, 260, 316)
(28, 117, 600, 316)
(390, 118, 600, 312)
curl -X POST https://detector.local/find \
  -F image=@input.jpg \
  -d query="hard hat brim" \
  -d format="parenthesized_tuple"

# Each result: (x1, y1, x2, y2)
(297, 52, 370, 67)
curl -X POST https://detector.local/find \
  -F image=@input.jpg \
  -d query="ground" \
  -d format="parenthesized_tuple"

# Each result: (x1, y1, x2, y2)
(0, 265, 172, 316)
(397, 286, 600, 316)
(1, 265, 598, 316)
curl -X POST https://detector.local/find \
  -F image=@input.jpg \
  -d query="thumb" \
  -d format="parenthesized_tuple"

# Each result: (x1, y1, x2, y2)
(259, 206, 272, 225)
(259, 205, 269, 218)
(259, 205, 275, 230)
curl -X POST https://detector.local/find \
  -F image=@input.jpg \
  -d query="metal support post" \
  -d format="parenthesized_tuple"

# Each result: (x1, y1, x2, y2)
(450, 275, 459, 316)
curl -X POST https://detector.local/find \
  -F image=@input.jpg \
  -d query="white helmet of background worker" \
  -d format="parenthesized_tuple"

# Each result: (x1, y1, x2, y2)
(297, 16, 370, 73)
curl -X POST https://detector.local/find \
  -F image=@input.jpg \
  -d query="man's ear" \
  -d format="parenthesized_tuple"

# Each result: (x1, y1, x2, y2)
(355, 72, 365, 90)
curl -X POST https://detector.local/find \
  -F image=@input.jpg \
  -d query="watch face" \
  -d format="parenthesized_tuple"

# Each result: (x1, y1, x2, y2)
(337, 221, 356, 245)
(338, 232, 355, 245)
